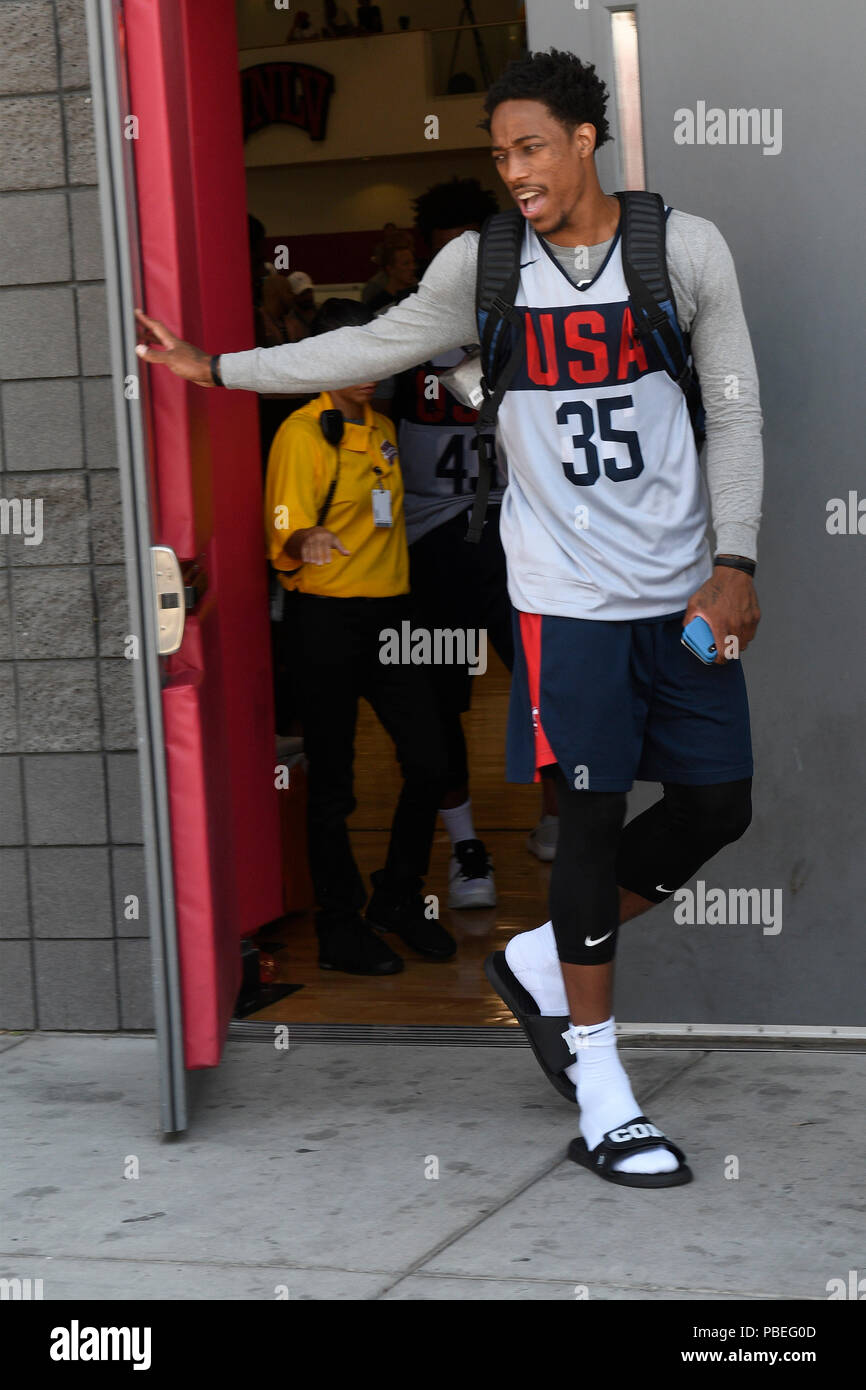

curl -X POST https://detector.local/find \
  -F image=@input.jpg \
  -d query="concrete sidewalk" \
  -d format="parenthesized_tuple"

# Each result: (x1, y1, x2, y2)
(1, 1032, 862, 1300)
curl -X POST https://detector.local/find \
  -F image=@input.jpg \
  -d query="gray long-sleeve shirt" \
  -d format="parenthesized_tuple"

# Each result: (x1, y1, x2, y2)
(221, 209, 763, 562)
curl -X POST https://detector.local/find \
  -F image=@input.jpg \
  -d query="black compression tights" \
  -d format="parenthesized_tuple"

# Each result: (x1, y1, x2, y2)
(548, 765, 753, 965)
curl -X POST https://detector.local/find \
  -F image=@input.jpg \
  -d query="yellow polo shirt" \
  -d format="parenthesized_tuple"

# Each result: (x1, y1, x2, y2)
(264, 391, 409, 597)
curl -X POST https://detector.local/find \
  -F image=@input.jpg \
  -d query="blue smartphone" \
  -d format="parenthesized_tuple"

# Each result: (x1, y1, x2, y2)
(681, 615, 718, 664)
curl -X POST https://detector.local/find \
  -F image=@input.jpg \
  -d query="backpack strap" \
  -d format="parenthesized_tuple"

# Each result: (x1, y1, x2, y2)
(616, 190, 706, 450)
(615, 190, 692, 387)
(466, 208, 526, 543)
(476, 207, 526, 381)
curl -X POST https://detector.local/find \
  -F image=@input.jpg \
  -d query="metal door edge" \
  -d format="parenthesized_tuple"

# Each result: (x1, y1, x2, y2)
(85, 0, 186, 1134)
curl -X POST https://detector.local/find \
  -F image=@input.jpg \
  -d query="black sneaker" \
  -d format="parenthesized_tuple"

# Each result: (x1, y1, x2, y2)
(365, 870, 457, 961)
(317, 914, 404, 975)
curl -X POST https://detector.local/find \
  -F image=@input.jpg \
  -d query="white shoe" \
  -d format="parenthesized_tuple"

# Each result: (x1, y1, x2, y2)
(447, 839, 497, 909)
(526, 814, 558, 862)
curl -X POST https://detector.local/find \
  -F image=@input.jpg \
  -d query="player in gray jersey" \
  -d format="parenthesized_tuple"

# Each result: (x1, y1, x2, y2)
(137, 49, 763, 1188)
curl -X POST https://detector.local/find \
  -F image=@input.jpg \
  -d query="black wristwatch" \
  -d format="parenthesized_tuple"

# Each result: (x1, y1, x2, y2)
(713, 554, 756, 577)
(209, 354, 223, 387)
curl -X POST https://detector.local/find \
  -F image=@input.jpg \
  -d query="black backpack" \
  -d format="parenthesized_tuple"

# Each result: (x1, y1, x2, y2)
(466, 189, 705, 542)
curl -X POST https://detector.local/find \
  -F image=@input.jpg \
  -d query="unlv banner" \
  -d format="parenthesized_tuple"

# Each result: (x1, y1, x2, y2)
(241, 61, 334, 141)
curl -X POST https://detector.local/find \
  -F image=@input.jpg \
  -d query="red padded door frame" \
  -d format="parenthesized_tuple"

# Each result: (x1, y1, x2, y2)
(124, 0, 282, 1066)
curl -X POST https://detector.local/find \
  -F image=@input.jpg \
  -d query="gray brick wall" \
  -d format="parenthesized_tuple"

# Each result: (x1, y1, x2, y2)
(0, 0, 151, 1032)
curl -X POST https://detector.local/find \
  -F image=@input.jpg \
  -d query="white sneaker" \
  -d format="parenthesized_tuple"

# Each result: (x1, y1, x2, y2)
(526, 814, 558, 862)
(447, 839, 497, 909)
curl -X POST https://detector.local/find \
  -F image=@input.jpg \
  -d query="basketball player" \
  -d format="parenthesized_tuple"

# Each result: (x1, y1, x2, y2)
(136, 48, 762, 1187)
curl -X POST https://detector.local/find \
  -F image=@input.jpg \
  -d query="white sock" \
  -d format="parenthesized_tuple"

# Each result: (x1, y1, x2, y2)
(505, 922, 568, 1015)
(505, 928, 677, 1176)
(566, 1017, 678, 1175)
(440, 798, 475, 848)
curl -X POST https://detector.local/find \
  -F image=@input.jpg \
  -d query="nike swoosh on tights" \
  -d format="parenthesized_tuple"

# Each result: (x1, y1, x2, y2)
(584, 930, 613, 948)
(656, 884, 674, 894)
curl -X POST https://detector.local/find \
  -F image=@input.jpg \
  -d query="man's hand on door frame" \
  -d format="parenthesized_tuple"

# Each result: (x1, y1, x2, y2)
(134, 309, 215, 387)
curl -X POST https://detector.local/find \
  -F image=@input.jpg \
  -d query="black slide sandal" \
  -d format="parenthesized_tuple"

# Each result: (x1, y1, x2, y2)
(484, 950, 576, 1104)
(568, 1115, 693, 1188)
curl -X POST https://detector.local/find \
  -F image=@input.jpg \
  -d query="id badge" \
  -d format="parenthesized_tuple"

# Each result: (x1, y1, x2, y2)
(371, 486, 393, 527)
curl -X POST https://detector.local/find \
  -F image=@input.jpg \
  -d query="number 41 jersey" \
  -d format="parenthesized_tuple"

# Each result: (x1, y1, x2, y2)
(497, 217, 713, 620)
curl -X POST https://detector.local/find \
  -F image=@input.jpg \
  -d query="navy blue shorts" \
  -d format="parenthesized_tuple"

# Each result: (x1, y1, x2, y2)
(506, 609, 753, 792)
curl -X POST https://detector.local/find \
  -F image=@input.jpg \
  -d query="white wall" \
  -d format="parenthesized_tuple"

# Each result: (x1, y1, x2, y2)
(235, 0, 523, 49)
(240, 33, 493, 166)
(246, 146, 502, 233)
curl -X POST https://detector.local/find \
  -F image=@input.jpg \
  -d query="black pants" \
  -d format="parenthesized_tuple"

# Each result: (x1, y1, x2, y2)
(409, 505, 514, 787)
(280, 591, 453, 925)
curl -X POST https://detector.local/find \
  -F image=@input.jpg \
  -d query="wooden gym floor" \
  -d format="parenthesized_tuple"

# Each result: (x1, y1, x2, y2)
(250, 650, 550, 1026)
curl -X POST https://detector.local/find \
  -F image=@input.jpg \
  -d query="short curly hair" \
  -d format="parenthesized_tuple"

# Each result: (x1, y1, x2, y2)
(412, 177, 501, 244)
(310, 297, 375, 336)
(480, 48, 611, 150)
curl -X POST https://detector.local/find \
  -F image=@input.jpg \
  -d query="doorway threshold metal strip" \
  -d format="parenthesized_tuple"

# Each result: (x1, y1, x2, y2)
(228, 1023, 529, 1046)
(227, 1020, 866, 1050)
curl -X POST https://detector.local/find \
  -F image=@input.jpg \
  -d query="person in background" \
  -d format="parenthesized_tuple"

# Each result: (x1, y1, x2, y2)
(283, 271, 317, 341)
(390, 177, 559, 908)
(264, 298, 458, 976)
(286, 10, 321, 42)
(249, 215, 275, 342)
(323, 0, 355, 36)
(259, 274, 298, 346)
(248, 214, 299, 348)
(247, 216, 312, 441)
(361, 227, 411, 305)
(357, 2, 383, 35)
(365, 240, 418, 313)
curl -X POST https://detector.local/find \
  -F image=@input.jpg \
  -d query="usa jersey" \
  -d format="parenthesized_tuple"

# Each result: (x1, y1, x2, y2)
(497, 219, 713, 620)
(396, 347, 503, 545)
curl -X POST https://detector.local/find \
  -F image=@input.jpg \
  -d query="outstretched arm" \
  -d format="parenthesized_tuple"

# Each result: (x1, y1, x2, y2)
(136, 231, 480, 394)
